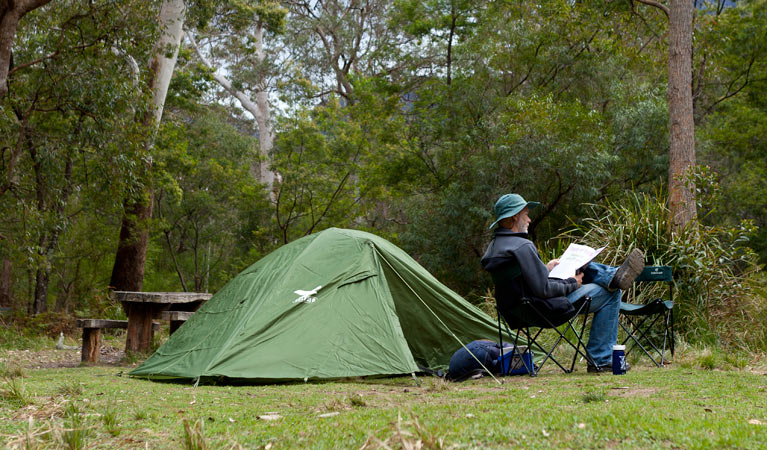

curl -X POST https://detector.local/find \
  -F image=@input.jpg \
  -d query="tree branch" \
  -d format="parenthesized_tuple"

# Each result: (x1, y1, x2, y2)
(185, 32, 264, 123)
(703, 54, 756, 116)
(633, 0, 669, 18)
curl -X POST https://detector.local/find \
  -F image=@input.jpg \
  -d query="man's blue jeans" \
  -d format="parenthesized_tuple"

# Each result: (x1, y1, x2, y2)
(566, 263, 620, 366)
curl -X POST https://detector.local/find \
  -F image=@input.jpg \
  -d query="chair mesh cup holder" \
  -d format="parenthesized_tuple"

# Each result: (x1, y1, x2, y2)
(496, 295, 602, 376)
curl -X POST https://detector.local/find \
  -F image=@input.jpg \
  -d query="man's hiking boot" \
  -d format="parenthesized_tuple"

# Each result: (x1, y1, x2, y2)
(587, 362, 631, 374)
(608, 248, 644, 291)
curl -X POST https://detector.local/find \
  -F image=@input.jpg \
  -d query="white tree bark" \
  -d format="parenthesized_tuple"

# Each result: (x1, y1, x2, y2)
(147, 0, 186, 126)
(185, 29, 279, 196)
(0, 0, 54, 97)
(111, 47, 140, 87)
(252, 23, 277, 193)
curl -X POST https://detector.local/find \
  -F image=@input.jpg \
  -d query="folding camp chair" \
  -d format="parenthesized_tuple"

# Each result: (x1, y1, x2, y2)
(495, 295, 600, 376)
(619, 265, 675, 367)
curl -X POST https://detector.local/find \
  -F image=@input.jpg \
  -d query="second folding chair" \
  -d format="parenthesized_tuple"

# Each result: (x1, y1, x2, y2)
(619, 265, 675, 367)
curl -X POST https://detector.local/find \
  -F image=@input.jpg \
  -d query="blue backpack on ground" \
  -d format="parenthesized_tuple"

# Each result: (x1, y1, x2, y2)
(447, 340, 535, 381)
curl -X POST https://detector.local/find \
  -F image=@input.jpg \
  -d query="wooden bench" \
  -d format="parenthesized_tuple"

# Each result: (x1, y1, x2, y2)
(161, 310, 194, 335)
(76, 319, 159, 363)
(113, 291, 210, 352)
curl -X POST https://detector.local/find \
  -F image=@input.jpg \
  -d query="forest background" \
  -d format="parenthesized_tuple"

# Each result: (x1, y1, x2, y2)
(1, 0, 766, 351)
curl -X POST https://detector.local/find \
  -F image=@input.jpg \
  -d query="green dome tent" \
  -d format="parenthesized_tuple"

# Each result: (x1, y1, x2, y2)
(130, 228, 500, 382)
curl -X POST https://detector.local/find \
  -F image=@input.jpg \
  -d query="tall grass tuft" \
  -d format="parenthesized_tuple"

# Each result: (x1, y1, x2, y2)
(183, 418, 209, 450)
(4, 416, 55, 449)
(557, 188, 765, 350)
(360, 413, 453, 449)
(348, 393, 367, 407)
(1, 376, 32, 407)
(102, 400, 121, 437)
(133, 408, 148, 420)
(0, 363, 25, 379)
(57, 381, 84, 397)
(581, 389, 606, 403)
(61, 402, 90, 450)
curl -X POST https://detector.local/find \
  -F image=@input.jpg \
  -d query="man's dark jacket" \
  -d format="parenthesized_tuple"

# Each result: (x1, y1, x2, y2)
(481, 228, 578, 327)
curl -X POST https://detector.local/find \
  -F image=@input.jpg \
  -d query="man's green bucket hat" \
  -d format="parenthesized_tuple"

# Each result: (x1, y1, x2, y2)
(489, 193, 540, 229)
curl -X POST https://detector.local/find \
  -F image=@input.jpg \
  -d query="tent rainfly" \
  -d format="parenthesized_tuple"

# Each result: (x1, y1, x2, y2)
(130, 228, 500, 382)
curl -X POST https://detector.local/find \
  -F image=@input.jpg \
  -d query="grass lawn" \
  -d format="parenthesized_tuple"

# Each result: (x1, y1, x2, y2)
(2, 341, 767, 449)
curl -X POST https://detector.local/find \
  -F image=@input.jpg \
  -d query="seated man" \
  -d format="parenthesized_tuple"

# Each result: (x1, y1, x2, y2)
(480, 193, 644, 372)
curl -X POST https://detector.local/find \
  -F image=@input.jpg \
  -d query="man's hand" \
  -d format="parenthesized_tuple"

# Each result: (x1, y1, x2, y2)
(546, 258, 560, 272)
(573, 272, 584, 287)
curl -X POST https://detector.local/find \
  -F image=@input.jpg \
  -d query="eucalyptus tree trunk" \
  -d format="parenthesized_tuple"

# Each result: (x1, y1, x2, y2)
(0, 0, 53, 97)
(110, 0, 185, 291)
(667, 0, 697, 230)
(252, 23, 277, 194)
(186, 27, 278, 195)
(633, 0, 697, 231)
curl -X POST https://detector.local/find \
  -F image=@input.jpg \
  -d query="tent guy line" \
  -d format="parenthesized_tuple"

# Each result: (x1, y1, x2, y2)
(371, 244, 502, 385)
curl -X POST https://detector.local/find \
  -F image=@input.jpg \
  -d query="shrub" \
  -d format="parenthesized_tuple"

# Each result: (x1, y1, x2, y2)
(558, 189, 765, 350)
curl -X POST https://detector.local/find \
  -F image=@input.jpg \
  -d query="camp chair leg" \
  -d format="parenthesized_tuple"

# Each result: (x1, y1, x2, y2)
(498, 314, 505, 374)
(620, 319, 659, 367)
(497, 297, 598, 376)
(660, 310, 673, 366)
(630, 315, 667, 363)
(621, 316, 661, 367)
(524, 298, 598, 373)
(670, 309, 675, 356)
(515, 327, 538, 376)
(621, 314, 669, 368)
(525, 328, 537, 376)
(570, 299, 591, 372)
(497, 312, 537, 376)
(619, 265, 675, 368)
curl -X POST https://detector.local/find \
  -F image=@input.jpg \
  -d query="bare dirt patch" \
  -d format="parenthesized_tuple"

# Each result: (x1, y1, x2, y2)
(607, 386, 659, 398)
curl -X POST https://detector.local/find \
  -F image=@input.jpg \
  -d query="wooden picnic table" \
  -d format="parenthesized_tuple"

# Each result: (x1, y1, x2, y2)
(112, 291, 212, 353)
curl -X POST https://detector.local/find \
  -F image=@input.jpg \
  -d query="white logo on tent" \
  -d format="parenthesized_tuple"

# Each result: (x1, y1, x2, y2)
(293, 286, 322, 303)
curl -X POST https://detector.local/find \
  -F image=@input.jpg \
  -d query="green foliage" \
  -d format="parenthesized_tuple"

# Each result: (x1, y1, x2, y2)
(271, 86, 408, 243)
(696, 0, 767, 264)
(399, 91, 615, 294)
(697, 351, 718, 370)
(0, 0, 159, 315)
(0, 320, 57, 350)
(146, 104, 268, 292)
(566, 187, 765, 349)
